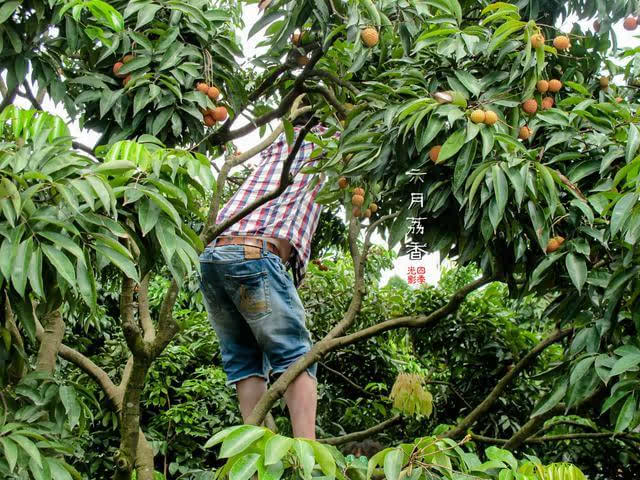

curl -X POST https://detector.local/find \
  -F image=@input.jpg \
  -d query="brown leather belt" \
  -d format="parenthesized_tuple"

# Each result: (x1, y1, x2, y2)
(214, 236, 281, 257)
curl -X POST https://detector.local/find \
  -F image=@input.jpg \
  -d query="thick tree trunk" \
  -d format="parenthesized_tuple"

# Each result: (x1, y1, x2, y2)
(114, 356, 152, 479)
(35, 310, 65, 374)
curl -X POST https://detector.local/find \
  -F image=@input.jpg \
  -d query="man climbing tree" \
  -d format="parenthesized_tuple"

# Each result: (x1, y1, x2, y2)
(199, 105, 326, 439)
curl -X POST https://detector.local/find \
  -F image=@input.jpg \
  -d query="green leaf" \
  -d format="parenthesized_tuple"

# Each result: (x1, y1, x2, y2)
(610, 353, 640, 377)
(59, 386, 81, 430)
(219, 426, 266, 459)
(46, 458, 73, 480)
(93, 244, 139, 281)
(230, 453, 261, 480)
(312, 442, 336, 478)
(294, 440, 315, 480)
(264, 435, 294, 466)
(565, 253, 587, 293)
(41, 244, 76, 287)
(437, 128, 466, 163)
(485, 447, 517, 471)
(492, 164, 508, 222)
(626, 123, 640, 162)
(0, 437, 18, 472)
(0, 1, 19, 23)
(38, 231, 86, 265)
(12, 434, 42, 468)
(531, 380, 567, 417)
(117, 56, 152, 76)
(570, 356, 595, 385)
(136, 3, 162, 29)
(615, 394, 636, 432)
(204, 426, 245, 449)
(383, 448, 404, 480)
(611, 193, 636, 235)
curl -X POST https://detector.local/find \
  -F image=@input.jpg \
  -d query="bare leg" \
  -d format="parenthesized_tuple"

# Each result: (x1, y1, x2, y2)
(284, 372, 317, 439)
(236, 376, 267, 422)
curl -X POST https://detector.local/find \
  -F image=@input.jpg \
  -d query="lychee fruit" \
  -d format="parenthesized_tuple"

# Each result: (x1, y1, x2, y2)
(196, 82, 209, 93)
(123, 75, 132, 86)
(113, 62, 125, 78)
(616, 97, 624, 103)
(212, 106, 228, 121)
(207, 86, 220, 99)
(470, 110, 486, 124)
(352, 194, 365, 207)
(361, 27, 379, 48)
(204, 115, 215, 127)
(296, 55, 310, 67)
(363, 208, 372, 218)
(531, 34, 545, 49)
(122, 54, 135, 64)
(519, 126, 532, 140)
(338, 177, 348, 189)
(553, 35, 571, 50)
(541, 97, 554, 110)
(484, 110, 498, 125)
(292, 32, 302, 46)
(353, 187, 365, 196)
(545, 236, 565, 253)
(536, 80, 549, 93)
(429, 145, 442, 163)
(548, 79, 562, 92)
(370, 203, 378, 213)
(522, 99, 538, 115)
(353, 207, 362, 218)
(599, 76, 609, 89)
(623, 16, 638, 31)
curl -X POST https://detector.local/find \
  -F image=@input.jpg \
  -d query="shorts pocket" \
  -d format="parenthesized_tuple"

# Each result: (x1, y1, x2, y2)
(224, 270, 271, 322)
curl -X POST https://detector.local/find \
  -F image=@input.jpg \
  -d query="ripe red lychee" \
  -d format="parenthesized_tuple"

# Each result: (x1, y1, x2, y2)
(548, 79, 563, 93)
(470, 110, 486, 123)
(429, 145, 442, 163)
(484, 110, 498, 125)
(352, 194, 365, 207)
(553, 35, 571, 50)
(338, 177, 348, 189)
(212, 106, 228, 121)
(113, 62, 125, 78)
(519, 126, 532, 140)
(623, 16, 638, 31)
(536, 80, 549, 93)
(541, 96, 554, 110)
(204, 115, 215, 127)
(531, 34, 545, 49)
(361, 27, 379, 48)
(546, 236, 565, 253)
(522, 99, 538, 115)
(196, 82, 209, 93)
(207, 86, 220, 99)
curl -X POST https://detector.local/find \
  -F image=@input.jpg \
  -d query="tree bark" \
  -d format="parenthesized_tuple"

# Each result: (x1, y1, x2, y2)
(319, 415, 402, 445)
(443, 327, 573, 439)
(35, 310, 65, 374)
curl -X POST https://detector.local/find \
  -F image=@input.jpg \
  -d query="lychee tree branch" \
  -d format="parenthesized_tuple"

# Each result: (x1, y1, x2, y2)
(319, 415, 402, 445)
(471, 431, 640, 445)
(245, 269, 491, 426)
(442, 326, 574, 439)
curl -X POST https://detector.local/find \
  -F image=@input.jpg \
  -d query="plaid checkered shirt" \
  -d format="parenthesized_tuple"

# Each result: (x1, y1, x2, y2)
(215, 125, 328, 287)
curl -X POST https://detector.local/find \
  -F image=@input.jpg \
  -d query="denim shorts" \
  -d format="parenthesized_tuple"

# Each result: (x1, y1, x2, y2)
(199, 242, 317, 386)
